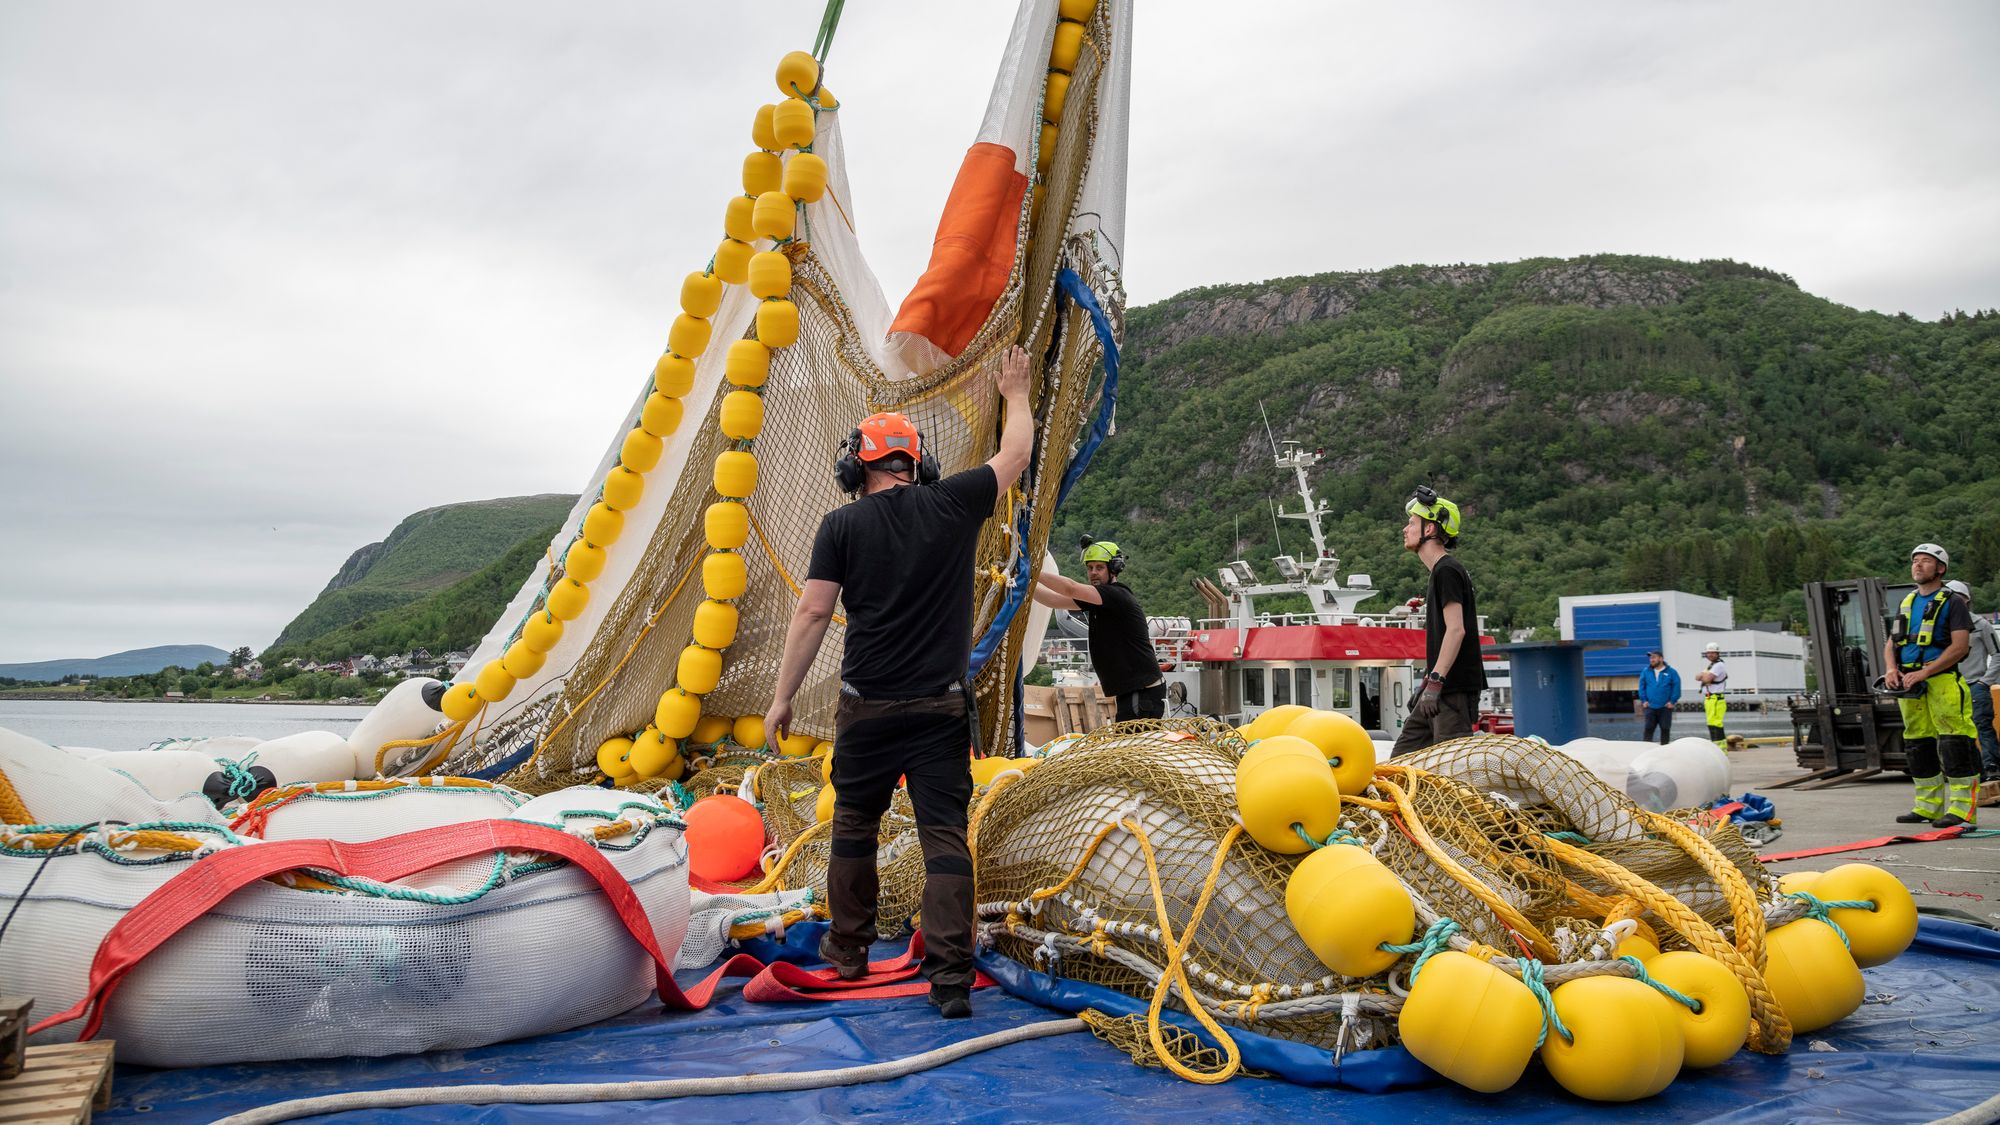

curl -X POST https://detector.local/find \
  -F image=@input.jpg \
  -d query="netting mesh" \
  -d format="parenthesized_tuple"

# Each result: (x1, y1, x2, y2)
(448, 5, 1123, 792)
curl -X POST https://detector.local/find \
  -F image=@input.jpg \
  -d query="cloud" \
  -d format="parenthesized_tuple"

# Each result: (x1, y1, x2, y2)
(2, 0, 1996, 661)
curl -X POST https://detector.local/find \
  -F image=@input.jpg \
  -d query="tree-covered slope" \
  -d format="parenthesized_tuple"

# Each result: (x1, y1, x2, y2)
(270, 494, 576, 650)
(1053, 256, 2000, 633)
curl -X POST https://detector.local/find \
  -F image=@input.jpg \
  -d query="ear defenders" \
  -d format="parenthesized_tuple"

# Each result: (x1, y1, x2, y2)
(834, 419, 940, 495)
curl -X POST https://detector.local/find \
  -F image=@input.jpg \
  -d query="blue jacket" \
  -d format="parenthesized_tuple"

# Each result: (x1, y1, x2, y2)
(1637, 665, 1682, 709)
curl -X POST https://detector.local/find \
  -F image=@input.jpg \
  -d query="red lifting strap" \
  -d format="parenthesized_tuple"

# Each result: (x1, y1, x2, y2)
(1759, 824, 1968, 863)
(31, 819, 698, 1040)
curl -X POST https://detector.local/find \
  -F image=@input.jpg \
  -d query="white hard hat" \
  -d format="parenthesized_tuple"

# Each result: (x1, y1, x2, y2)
(1912, 542, 1950, 567)
(1946, 579, 1970, 599)
(1703, 642, 1721, 654)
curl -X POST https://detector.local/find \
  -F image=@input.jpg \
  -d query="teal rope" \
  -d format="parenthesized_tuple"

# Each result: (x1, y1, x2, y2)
(1381, 917, 1460, 981)
(812, 0, 846, 63)
(217, 753, 262, 800)
(1784, 890, 1876, 950)
(1291, 824, 1362, 850)
(307, 853, 508, 905)
(1616, 954, 1703, 1013)
(1544, 830, 1593, 845)
(1518, 959, 1573, 1048)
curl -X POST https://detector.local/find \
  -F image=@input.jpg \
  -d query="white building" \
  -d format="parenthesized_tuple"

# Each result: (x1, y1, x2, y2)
(1557, 590, 1806, 702)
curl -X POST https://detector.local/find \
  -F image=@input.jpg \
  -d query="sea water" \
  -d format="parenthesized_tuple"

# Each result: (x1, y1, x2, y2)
(0, 699, 366, 751)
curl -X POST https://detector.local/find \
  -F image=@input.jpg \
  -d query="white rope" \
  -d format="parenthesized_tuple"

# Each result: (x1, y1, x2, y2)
(210, 1019, 1089, 1125)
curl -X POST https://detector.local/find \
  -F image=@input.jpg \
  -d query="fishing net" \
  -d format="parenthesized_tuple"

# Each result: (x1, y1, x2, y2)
(958, 728, 1812, 1082)
(428, 0, 1133, 792)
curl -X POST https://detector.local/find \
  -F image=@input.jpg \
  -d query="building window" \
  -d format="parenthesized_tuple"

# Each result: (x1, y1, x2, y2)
(1243, 668, 1265, 708)
(1295, 668, 1313, 709)
(1326, 668, 1353, 710)
(1272, 669, 1292, 707)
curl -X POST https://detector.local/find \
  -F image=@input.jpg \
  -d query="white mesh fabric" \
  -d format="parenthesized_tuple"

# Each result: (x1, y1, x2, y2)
(4, 784, 690, 1067)
(0, 727, 225, 827)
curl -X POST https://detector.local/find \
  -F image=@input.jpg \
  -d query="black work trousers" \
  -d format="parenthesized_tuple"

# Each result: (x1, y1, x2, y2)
(1113, 682, 1167, 722)
(824, 690, 977, 988)
(1642, 706, 1674, 745)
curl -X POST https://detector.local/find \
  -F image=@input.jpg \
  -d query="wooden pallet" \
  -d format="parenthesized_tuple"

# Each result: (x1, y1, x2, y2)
(0, 1042, 113, 1125)
(1980, 778, 2000, 808)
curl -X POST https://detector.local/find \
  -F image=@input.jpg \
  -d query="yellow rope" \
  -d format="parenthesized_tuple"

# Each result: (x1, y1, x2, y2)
(376, 717, 470, 777)
(1370, 770, 1558, 961)
(1641, 808, 1768, 967)
(0, 767, 34, 825)
(1127, 819, 1245, 1084)
(1543, 836, 1793, 1053)
(746, 508, 845, 626)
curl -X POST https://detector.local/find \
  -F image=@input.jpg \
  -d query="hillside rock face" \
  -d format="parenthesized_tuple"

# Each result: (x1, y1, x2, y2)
(321, 540, 388, 595)
(1052, 253, 1998, 635)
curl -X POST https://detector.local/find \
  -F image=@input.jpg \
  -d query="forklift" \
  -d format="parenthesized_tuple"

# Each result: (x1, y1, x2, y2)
(1775, 578, 1918, 790)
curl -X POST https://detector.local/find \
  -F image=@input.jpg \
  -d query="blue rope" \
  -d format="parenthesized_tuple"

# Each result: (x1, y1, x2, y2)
(1292, 824, 1362, 850)
(1381, 917, 1460, 981)
(1518, 959, 1574, 1048)
(1053, 269, 1122, 508)
(1784, 890, 1875, 950)
(1616, 954, 1704, 1013)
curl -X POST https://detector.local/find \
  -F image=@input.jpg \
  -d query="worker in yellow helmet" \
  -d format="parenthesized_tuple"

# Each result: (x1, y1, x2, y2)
(1034, 537, 1165, 721)
(1392, 486, 1486, 756)
(1884, 543, 1979, 829)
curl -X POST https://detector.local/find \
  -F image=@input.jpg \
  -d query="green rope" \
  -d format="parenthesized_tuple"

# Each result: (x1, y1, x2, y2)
(1784, 890, 1876, 951)
(1544, 830, 1593, 845)
(1518, 959, 1573, 1047)
(1381, 917, 1460, 980)
(812, 0, 846, 64)
(1291, 823, 1362, 850)
(1616, 954, 1703, 1013)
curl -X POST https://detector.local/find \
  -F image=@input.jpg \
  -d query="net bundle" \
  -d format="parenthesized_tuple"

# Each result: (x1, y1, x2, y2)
(952, 726, 1818, 1084)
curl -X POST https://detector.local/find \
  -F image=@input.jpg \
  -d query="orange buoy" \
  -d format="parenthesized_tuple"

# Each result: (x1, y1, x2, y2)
(683, 794, 767, 884)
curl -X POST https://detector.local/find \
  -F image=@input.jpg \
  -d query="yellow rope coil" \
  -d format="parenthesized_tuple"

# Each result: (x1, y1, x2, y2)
(1544, 835, 1793, 1053)
(1641, 808, 1768, 967)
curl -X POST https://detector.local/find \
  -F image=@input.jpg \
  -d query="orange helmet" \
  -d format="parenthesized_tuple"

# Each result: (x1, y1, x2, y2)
(854, 412, 922, 464)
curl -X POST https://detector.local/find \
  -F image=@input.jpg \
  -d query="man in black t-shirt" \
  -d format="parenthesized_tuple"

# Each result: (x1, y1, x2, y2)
(766, 345, 1033, 1019)
(1391, 486, 1486, 757)
(1033, 538, 1164, 721)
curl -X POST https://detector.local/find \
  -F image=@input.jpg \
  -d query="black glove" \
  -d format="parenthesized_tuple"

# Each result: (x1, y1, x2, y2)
(1411, 682, 1442, 720)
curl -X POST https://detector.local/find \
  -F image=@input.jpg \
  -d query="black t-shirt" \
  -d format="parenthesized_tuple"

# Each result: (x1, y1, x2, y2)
(1080, 580, 1160, 696)
(1425, 553, 1487, 694)
(806, 466, 998, 698)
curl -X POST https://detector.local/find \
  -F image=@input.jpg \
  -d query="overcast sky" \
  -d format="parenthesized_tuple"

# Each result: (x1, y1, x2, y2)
(2, 1, 1995, 663)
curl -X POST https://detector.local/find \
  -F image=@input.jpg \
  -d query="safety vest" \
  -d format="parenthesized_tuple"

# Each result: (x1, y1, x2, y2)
(1900, 588, 1959, 669)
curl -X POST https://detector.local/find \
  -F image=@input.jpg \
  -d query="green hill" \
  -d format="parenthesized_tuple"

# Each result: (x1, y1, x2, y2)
(1053, 255, 2000, 633)
(268, 494, 576, 655)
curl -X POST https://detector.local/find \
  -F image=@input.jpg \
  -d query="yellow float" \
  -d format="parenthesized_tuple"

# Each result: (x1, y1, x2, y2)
(1397, 951, 1543, 1094)
(1540, 976, 1684, 1102)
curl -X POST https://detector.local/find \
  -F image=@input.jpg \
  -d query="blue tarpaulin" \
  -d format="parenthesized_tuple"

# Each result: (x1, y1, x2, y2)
(100, 917, 2000, 1124)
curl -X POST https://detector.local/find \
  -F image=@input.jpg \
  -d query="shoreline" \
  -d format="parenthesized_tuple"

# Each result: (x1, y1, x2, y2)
(0, 692, 378, 706)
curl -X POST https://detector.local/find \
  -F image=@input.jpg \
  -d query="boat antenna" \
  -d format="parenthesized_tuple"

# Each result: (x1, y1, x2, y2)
(1258, 400, 1280, 458)
(1269, 499, 1286, 556)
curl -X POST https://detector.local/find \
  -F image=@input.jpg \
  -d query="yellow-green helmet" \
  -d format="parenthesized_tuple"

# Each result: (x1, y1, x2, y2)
(1404, 486, 1462, 537)
(1080, 537, 1126, 574)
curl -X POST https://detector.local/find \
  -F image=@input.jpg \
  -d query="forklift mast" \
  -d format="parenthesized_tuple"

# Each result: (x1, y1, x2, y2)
(1780, 578, 1917, 789)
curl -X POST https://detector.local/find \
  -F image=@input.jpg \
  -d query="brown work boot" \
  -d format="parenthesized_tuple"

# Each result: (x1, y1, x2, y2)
(818, 931, 869, 982)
